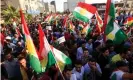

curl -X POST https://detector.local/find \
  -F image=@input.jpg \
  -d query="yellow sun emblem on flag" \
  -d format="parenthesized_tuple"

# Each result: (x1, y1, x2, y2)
(107, 33, 115, 40)
(80, 9, 86, 15)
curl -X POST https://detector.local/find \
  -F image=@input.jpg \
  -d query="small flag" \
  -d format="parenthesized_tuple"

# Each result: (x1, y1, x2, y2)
(95, 11, 103, 33)
(82, 24, 92, 35)
(124, 17, 133, 27)
(69, 21, 75, 32)
(63, 16, 68, 28)
(16, 28, 22, 37)
(57, 36, 66, 44)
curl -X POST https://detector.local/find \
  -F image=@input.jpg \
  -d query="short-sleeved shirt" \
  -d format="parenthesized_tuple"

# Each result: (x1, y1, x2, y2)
(110, 70, 124, 80)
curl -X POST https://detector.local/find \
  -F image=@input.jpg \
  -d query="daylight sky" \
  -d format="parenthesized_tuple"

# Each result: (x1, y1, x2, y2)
(43, 0, 121, 12)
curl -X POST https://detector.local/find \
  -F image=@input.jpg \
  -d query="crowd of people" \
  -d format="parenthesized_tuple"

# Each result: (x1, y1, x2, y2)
(1, 11, 133, 80)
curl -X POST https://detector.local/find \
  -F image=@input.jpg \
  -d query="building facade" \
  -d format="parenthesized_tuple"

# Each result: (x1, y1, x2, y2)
(1, 0, 45, 14)
(64, 2, 68, 11)
(90, 0, 133, 14)
(49, 1, 56, 13)
(67, 0, 85, 12)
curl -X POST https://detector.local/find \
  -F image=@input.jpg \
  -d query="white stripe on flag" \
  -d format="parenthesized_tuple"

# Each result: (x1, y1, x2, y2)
(74, 7, 94, 19)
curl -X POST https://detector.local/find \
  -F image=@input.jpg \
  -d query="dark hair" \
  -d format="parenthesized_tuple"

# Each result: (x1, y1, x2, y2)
(94, 42, 101, 48)
(83, 48, 88, 52)
(81, 41, 86, 44)
(18, 55, 25, 61)
(4, 48, 12, 56)
(119, 47, 129, 54)
(63, 65, 73, 72)
(88, 58, 96, 62)
(75, 60, 82, 65)
(116, 61, 128, 68)
(100, 47, 108, 53)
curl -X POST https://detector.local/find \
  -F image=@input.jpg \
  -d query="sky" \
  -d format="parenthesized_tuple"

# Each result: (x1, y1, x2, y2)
(43, 0, 121, 12)
(43, 0, 66, 12)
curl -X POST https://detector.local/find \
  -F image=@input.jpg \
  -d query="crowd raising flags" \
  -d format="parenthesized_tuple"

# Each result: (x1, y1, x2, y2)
(20, 10, 72, 73)
(18, 0, 132, 76)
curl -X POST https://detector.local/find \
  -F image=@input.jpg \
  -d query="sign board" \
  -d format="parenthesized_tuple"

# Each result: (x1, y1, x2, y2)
(57, 36, 66, 44)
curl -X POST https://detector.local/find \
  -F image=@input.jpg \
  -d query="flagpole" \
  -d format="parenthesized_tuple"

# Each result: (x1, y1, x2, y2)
(39, 24, 65, 80)
(45, 34, 65, 80)
(50, 47, 66, 80)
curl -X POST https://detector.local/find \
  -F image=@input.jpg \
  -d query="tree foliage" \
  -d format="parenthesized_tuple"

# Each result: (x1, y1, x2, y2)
(2, 5, 33, 24)
(2, 5, 19, 24)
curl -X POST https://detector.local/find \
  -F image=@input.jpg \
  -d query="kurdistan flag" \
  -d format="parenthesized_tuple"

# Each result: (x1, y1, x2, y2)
(79, 23, 84, 30)
(20, 10, 42, 73)
(73, 2, 97, 22)
(95, 11, 103, 33)
(44, 14, 53, 23)
(103, 0, 127, 44)
(82, 24, 92, 35)
(124, 17, 133, 27)
(63, 16, 68, 28)
(69, 21, 75, 32)
(38, 24, 71, 71)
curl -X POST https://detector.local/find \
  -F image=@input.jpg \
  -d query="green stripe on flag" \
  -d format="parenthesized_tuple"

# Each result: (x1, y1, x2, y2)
(73, 11, 89, 22)
(105, 18, 114, 35)
(109, 3, 115, 18)
(29, 54, 42, 73)
(46, 51, 56, 70)
(113, 30, 127, 44)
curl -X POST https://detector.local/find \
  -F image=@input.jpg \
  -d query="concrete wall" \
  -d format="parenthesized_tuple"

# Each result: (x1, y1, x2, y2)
(64, 2, 68, 11)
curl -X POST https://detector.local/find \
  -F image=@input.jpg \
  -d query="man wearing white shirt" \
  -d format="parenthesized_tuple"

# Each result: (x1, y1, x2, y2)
(85, 39, 93, 54)
(77, 41, 87, 60)
(72, 60, 84, 80)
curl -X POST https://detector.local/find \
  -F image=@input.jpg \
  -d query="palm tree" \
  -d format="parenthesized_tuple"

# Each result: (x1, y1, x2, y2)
(25, 13, 33, 23)
(2, 5, 19, 24)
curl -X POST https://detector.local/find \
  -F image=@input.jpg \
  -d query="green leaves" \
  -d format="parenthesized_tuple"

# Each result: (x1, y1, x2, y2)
(2, 5, 32, 24)
(2, 5, 19, 24)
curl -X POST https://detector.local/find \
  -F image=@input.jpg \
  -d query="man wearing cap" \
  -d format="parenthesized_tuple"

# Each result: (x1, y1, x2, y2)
(4, 36, 16, 51)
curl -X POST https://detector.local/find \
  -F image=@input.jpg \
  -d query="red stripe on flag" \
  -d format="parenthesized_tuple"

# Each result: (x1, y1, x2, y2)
(95, 11, 103, 25)
(63, 16, 68, 27)
(102, 0, 111, 33)
(77, 2, 97, 14)
(20, 9, 30, 35)
(38, 24, 45, 60)
(102, 0, 111, 42)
